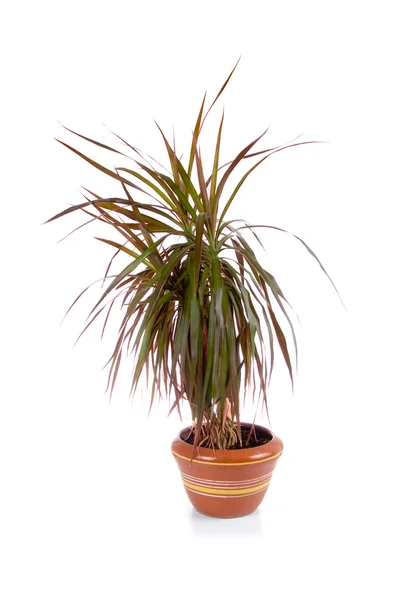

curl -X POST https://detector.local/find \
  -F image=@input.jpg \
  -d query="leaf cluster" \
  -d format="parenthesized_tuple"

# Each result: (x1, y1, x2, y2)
(48, 63, 337, 450)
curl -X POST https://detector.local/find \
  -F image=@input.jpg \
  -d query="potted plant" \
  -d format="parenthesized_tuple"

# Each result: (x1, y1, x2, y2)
(48, 64, 338, 518)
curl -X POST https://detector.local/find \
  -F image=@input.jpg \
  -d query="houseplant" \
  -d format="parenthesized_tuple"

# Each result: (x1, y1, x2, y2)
(48, 64, 337, 518)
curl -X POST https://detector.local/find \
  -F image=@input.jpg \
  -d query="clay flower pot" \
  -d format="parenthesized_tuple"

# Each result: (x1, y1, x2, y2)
(171, 424, 283, 518)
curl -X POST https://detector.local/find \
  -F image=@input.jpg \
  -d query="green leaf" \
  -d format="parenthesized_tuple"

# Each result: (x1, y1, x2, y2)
(194, 146, 210, 215)
(54, 140, 152, 197)
(260, 225, 344, 305)
(210, 112, 224, 233)
(188, 93, 207, 178)
(201, 57, 240, 124)
(59, 125, 131, 158)
(219, 154, 268, 224)
(91, 234, 170, 313)
(94, 237, 141, 260)
(194, 213, 207, 290)
(155, 123, 204, 213)
(189, 294, 201, 395)
(214, 129, 269, 208)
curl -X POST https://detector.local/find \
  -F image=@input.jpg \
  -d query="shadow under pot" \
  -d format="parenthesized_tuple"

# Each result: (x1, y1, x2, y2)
(171, 423, 283, 519)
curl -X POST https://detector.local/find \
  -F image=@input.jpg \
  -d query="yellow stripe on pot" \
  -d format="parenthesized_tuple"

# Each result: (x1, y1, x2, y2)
(172, 450, 282, 466)
(182, 479, 271, 496)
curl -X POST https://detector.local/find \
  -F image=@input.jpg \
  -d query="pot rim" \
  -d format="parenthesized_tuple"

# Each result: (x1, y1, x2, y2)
(172, 422, 283, 466)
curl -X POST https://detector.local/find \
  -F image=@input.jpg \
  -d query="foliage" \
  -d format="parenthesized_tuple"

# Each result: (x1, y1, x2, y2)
(48, 63, 337, 450)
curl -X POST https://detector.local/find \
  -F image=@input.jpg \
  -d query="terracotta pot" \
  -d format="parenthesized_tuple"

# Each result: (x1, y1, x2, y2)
(171, 423, 283, 518)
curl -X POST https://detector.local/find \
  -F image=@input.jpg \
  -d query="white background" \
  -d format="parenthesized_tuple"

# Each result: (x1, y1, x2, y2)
(1, 1, 399, 598)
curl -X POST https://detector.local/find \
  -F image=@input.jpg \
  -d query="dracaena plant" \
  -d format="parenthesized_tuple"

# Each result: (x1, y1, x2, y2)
(48, 64, 337, 451)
